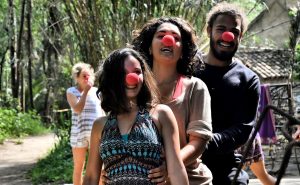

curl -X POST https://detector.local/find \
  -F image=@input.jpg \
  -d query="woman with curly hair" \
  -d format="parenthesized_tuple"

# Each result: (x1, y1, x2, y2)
(131, 17, 213, 185)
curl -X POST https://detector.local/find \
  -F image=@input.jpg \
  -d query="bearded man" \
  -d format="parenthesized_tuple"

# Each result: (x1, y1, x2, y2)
(194, 2, 261, 185)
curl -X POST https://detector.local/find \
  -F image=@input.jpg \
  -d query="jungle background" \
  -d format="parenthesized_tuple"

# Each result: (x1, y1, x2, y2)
(0, 0, 299, 184)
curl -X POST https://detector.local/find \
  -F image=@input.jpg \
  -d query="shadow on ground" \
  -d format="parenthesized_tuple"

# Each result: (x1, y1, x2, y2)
(0, 163, 34, 185)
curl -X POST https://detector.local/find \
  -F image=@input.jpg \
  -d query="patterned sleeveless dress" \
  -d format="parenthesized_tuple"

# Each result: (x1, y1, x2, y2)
(100, 107, 163, 185)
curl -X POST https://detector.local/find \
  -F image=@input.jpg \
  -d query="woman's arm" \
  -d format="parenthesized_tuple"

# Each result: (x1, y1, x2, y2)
(158, 104, 189, 185)
(181, 78, 212, 166)
(293, 125, 300, 141)
(148, 79, 212, 181)
(83, 117, 106, 185)
(66, 82, 93, 114)
(180, 135, 207, 166)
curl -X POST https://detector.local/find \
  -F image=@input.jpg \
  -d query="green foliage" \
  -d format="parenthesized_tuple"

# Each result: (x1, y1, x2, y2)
(29, 111, 72, 184)
(51, 115, 71, 140)
(289, 7, 298, 17)
(62, 0, 213, 69)
(293, 44, 300, 80)
(30, 137, 73, 185)
(0, 108, 49, 143)
(0, 93, 19, 109)
(0, 0, 264, 122)
(31, 116, 72, 184)
(296, 44, 300, 62)
(230, 0, 264, 22)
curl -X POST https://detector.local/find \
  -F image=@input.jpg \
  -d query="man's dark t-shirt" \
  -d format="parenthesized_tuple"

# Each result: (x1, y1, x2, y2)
(194, 55, 261, 184)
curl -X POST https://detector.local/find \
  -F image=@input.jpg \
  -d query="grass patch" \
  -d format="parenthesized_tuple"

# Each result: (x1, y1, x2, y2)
(30, 137, 73, 185)
(0, 108, 49, 144)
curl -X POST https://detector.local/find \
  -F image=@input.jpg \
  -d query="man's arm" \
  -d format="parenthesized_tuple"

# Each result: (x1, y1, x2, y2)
(205, 75, 260, 154)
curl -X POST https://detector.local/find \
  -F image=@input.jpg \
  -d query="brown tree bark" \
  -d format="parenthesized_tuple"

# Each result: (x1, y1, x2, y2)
(0, 48, 8, 91)
(41, 1, 62, 123)
(26, 0, 34, 109)
(8, 0, 17, 98)
(16, 0, 26, 109)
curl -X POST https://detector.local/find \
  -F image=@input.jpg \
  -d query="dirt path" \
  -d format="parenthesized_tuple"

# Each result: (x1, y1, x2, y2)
(0, 133, 58, 185)
(1, 133, 299, 185)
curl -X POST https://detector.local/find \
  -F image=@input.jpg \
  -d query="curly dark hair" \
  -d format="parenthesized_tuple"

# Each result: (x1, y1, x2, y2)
(131, 17, 197, 76)
(206, 2, 248, 34)
(96, 48, 160, 114)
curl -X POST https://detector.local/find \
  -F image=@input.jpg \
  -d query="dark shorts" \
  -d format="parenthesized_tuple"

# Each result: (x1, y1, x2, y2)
(237, 133, 264, 165)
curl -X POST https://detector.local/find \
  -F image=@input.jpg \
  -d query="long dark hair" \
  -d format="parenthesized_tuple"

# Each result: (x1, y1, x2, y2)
(131, 17, 198, 76)
(96, 48, 160, 114)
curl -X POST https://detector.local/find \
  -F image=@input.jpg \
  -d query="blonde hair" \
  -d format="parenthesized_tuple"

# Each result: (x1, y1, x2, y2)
(71, 62, 95, 83)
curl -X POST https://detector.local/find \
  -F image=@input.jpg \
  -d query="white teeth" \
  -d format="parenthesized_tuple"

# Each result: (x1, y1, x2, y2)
(126, 85, 137, 89)
(220, 42, 231, 47)
(161, 48, 173, 52)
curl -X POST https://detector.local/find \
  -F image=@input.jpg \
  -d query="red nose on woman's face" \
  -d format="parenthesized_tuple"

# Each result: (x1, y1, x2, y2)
(84, 75, 90, 81)
(162, 35, 175, 46)
(126, 73, 139, 86)
(222, 32, 234, 42)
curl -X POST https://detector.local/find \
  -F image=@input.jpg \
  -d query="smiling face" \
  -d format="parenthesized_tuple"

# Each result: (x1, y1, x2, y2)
(208, 14, 242, 63)
(151, 23, 183, 66)
(124, 55, 144, 101)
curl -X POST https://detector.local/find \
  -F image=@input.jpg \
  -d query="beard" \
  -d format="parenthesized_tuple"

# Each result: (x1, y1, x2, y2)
(210, 38, 238, 62)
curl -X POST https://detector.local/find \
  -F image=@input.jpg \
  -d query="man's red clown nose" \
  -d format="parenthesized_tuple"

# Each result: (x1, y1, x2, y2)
(222, 32, 234, 42)
(162, 35, 175, 46)
(126, 73, 139, 86)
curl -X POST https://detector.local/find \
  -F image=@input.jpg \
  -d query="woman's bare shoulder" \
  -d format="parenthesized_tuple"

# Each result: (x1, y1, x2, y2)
(152, 104, 172, 114)
(93, 116, 108, 130)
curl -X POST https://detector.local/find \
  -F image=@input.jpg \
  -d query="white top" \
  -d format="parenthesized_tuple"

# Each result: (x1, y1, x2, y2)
(67, 86, 103, 146)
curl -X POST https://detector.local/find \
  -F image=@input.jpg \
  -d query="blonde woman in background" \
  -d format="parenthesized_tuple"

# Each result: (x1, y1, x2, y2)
(66, 63, 104, 185)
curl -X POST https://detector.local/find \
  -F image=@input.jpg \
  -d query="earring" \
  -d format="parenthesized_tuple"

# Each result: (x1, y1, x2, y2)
(149, 48, 152, 55)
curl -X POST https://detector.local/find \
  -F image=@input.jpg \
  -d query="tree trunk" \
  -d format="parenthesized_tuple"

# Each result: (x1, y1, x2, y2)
(8, 0, 17, 98)
(41, 1, 62, 123)
(16, 0, 26, 109)
(288, 8, 300, 115)
(26, 0, 34, 109)
(0, 48, 8, 91)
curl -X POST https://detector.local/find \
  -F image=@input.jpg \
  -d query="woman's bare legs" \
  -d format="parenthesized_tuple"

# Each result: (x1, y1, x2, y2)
(250, 160, 276, 185)
(72, 147, 88, 185)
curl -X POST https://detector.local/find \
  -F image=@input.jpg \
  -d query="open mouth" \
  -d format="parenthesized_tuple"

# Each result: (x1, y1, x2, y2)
(218, 40, 234, 48)
(126, 85, 137, 89)
(160, 47, 173, 53)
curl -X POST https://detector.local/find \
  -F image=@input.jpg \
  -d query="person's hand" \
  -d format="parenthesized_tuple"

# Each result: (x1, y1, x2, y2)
(148, 161, 168, 185)
(83, 80, 93, 93)
(292, 125, 300, 141)
(99, 169, 110, 185)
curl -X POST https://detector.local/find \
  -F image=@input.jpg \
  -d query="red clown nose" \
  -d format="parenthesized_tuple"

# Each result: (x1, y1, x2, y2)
(162, 35, 175, 46)
(126, 73, 139, 86)
(222, 32, 234, 42)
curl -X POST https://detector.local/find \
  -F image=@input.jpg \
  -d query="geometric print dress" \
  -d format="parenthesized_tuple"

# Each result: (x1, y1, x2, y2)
(100, 107, 163, 185)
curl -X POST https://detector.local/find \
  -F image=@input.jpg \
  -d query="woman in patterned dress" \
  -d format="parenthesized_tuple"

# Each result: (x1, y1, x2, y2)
(83, 48, 188, 185)
(66, 62, 104, 185)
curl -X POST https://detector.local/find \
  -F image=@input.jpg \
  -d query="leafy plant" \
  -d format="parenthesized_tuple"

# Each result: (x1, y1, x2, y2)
(0, 93, 19, 109)
(30, 116, 73, 184)
(30, 137, 73, 185)
(0, 108, 49, 143)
